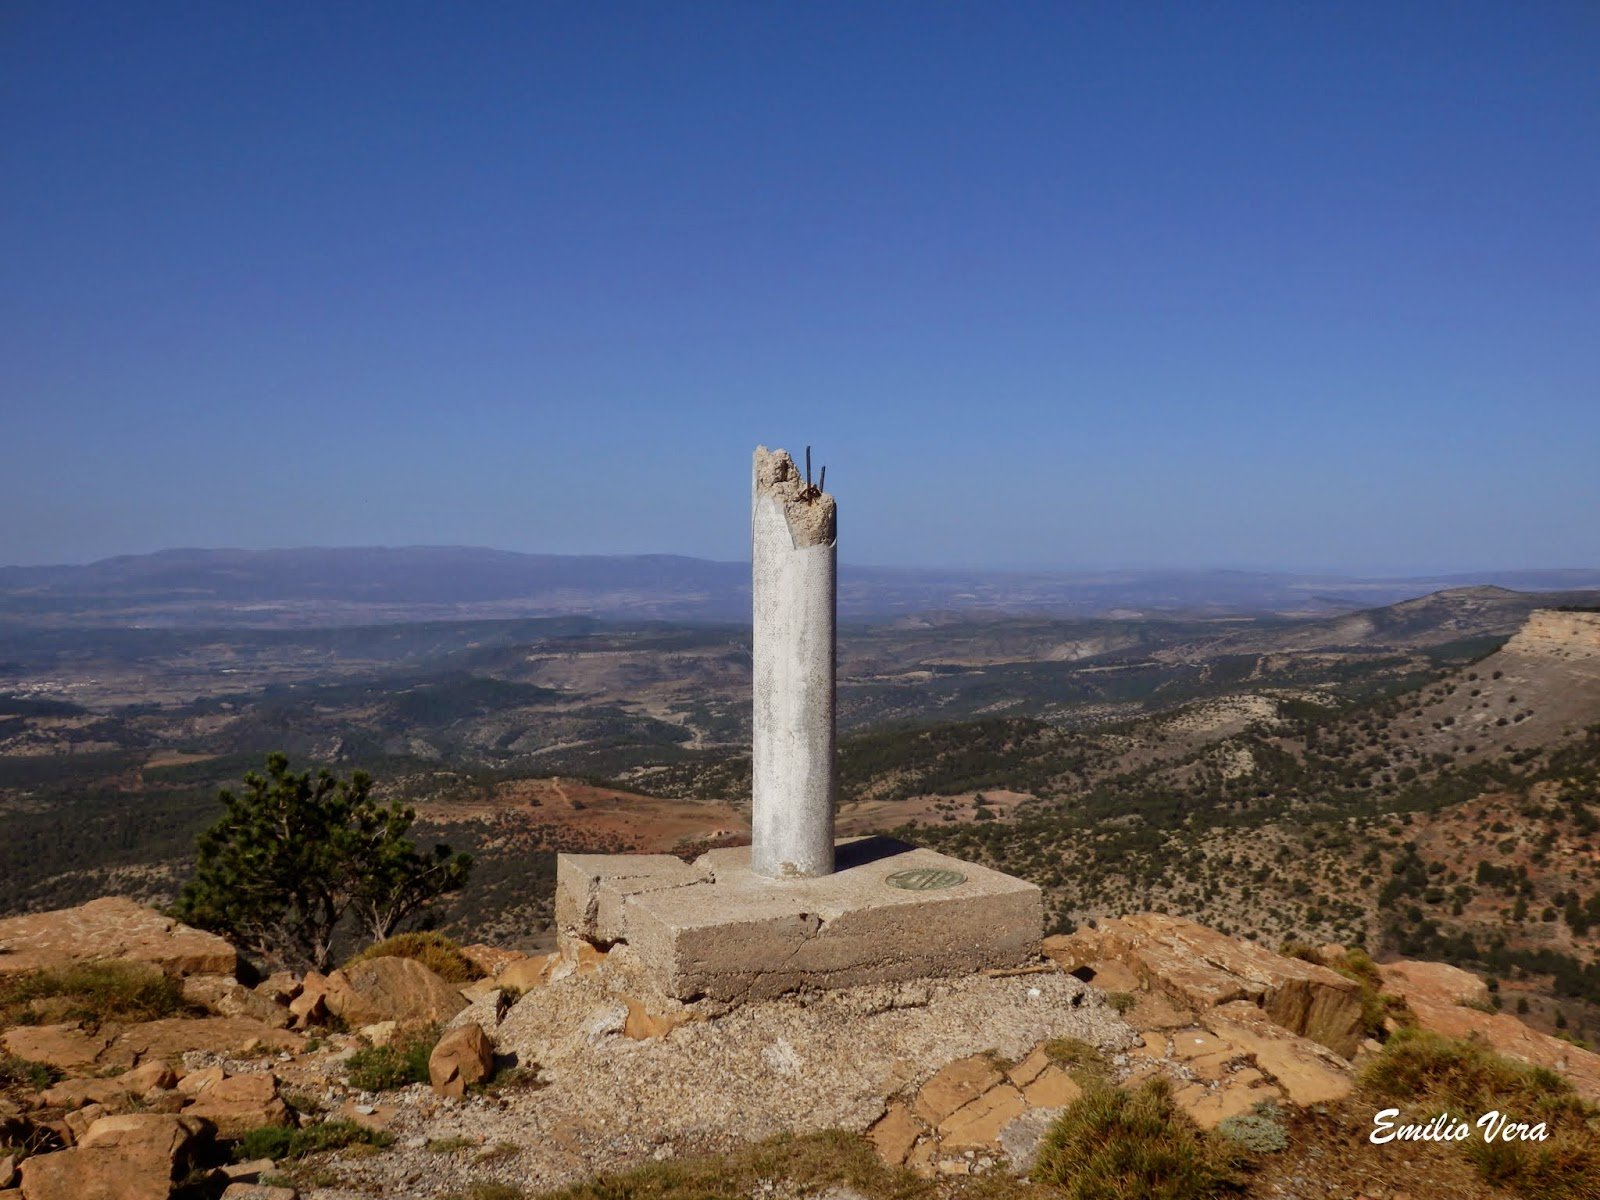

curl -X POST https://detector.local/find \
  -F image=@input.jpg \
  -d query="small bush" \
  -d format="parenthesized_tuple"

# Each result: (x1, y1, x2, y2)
(1105, 991, 1138, 1015)
(542, 1130, 918, 1200)
(347, 933, 483, 984)
(0, 962, 185, 1028)
(1214, 1113, 1288, 1153)
(0, 1052, 60, 1091)
(1320, 947, 1409, 1038)
(442, 1185, 526, 1200)
(1032, 1079, 1243, 1199)
(236, 1119, 393, 1162)
(1043, 1037, 1111, 1083)
(428, 1136, 477, 1153)
(346, 1026, 438, 1092)
(1360, 1028, 1600, 1199)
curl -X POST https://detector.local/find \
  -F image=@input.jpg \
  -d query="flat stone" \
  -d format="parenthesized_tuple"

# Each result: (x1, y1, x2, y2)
(867, 1101, 926, 1166)
(1186, 1050, 1238, 1081)
(1090, 914, 1365, 1056)
(103, 1019, 302, 1069)
(219, 1158, 276, 1182)
(912, 1055, 1004, 1126)
(1021, 1065, 1081, 1108)
(322, 958, 468, 1027)
(1203, 1001, 1353, 1106)
(1005, 1044, 1051, 1088)
(596, 839, 1041, 1002)
(2, 1025, 107, 1071)
(1170, 1028, 1229, 1061)
(1075, 959, 1144, 993)
(181, 1073, 289, 1137)
(1126, 992, 1193, 1031)
(1174, 1080, 1282, 1129)
(937, 1083, 1027, 1149)
(39, 1078, 129, 1110)
(497, 952, 558, 993)
(0, 898, 236, 979)
(1377, 961, 1490, 1010)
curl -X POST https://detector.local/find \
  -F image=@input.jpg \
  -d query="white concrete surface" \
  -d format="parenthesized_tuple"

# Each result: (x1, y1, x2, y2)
(751, 446, 837, 878)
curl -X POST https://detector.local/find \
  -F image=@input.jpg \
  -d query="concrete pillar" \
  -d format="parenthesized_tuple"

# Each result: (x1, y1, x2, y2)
(751, 446, 837, 878)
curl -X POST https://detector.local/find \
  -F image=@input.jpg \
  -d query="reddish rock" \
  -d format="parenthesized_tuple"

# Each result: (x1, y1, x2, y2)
(182, 1073, 289, 1138)
(176, 1065, 224, 1097)
(180, 975, 292, 1028)
(912, 1055, 1003, 1126)
(867, 1101, 926, 1166)
(102, 1018, 301, 1069)
(0, 898, 235, 979)
(938, 1083, 1027, 1150)
(121, 1060, 178, 1097)
(1376, 961, 1489, 1010)
(1020, 1065, 1081, 1108)
(1403, 998, 1600, 1101)
(460, 943, 527, 977)
(19, 1113, 212, 1200)
(37, 1078, 127, 1111)
(1062, 914, 1366, 1057)
(323, 958, 467, 1027)
(1202, 1001, 1353, 1106)
(428, 1024, 494, 1098)
(1, 1025, 107, 1072)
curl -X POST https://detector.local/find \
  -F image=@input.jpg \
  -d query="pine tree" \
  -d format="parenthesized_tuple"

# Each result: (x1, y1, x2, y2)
(173, 752, 471, 970)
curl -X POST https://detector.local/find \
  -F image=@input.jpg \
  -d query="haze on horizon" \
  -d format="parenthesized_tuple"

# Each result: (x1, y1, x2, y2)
(3, 4, 1597, 575)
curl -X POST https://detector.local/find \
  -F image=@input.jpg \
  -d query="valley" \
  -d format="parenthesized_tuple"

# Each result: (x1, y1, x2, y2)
(3, 577, 1599, 1050)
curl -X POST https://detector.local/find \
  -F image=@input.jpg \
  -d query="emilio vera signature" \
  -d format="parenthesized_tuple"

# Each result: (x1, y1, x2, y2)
(1370, 1108, 1549, 1144)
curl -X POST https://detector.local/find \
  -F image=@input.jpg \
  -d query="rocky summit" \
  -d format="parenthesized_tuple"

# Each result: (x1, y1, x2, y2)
(3, 899, 1599, 1200)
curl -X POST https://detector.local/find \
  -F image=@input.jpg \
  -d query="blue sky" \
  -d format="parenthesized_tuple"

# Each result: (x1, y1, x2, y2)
(3, 2, 1596, 572)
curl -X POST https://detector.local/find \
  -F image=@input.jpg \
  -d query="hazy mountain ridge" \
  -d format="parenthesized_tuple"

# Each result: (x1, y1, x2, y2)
(6, 546, 1600, 627)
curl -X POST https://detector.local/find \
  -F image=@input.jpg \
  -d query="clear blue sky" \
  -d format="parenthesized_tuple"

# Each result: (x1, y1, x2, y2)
(4, 2, 1596, 573)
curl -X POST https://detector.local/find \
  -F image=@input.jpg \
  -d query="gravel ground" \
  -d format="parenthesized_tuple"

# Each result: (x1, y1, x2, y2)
(323, 949, 1135, 1198)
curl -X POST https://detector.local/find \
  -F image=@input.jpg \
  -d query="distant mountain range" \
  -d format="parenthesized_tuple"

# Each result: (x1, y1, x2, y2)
(3, 546, 1599, 628)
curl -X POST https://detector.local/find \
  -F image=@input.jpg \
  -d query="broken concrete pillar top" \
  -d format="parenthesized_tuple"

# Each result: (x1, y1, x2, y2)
(751, 445, 837, 878)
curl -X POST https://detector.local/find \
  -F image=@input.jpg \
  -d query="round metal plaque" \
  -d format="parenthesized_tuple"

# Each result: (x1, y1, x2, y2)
(885, 867, 966, 891)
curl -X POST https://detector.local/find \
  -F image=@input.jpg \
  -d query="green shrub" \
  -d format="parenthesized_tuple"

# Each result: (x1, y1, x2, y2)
(347, 932, 483, 984)
(1042, 1037, 1111, 1084)
(1105, 991, 1138, 1015)
(442, 1185, 525, 1200)
(1318, 947, 1409, 1038)
(0, 962, 184, 1028)
(346, 1026, 438, 1091)
(0, 1052, 60, 1091)
(1213, 1113, 1288, 1153)
(542, 1130, 923, 1200)
(1032, 1079, 1243, 1199)
(1360, 1028, 1600, 1199)
(236, 1119, 393, 1162)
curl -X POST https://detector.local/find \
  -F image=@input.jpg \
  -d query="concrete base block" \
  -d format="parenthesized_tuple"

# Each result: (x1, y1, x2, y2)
(554, 853, 711, 946)
(555, 837, 1043, 1002)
